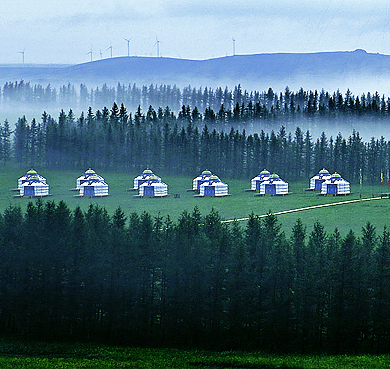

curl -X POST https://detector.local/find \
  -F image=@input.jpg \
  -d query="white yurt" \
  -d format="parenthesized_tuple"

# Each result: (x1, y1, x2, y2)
(19, 175, 50, 197)
(193, 170, 212, 191)
(139, 175, 168, 197)
(258, 173, 288, 196)
(251, 169, 271, 191)
(310, 168, 332, 190)
(133, 169, 161, 190)
(76, 169, 104, 189)
(321, 172, 350, 195)
(199, 175, 229, 197)
(18, 169, 46, 189)
(79, 174, 109, 197)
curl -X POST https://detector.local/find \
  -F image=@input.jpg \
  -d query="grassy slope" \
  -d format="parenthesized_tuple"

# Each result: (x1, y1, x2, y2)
(1, 166, 390, 236)
(0, 340, 388, 368)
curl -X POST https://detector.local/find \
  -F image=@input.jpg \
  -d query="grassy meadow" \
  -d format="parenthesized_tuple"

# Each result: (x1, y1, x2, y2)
(1, 165, 390, 236)
(0, 340, 388, 368)
(0, 342, 390, 369)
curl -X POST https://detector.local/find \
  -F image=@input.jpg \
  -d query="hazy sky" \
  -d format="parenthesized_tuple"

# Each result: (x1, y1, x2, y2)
(2, 0, 390, 64)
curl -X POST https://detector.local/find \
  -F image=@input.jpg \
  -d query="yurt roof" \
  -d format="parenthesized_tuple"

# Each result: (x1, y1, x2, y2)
(202, 170, 212, 175)
(25, 175, 42, 183)
(142, 169, 154, 174)
(332, 172, 342, 178)
(270, 173, 280, 179)
(27, 169, 38, 175)
(85, 174, 105, 183)
(85, 168, 95, 174)
(319, 168, 330, 174)
(260, 169, 270, 175)
(144, 175, 161, 184)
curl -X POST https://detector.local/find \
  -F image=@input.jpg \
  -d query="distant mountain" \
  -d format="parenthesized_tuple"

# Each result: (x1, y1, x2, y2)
(1, 49, 390, 94)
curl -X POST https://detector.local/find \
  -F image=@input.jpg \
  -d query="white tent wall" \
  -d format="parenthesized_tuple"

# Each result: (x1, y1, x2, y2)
(199, 182, 229, 197)
(33, 184, 50, 197)
(251, 178, 259, 191)
(153, 183, 168, 197)
(258, 179, 288, 195)
(214, 183, 228, 196)
(20, 183, 49, 197)
(337, 181, 350, 194)
(79, 182, 109, 197)
(320, 179, 350, 195)
(139, 182, 168, 197)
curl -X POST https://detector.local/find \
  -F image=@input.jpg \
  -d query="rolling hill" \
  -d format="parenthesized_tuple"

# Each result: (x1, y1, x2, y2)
(1, 49, 390, 94)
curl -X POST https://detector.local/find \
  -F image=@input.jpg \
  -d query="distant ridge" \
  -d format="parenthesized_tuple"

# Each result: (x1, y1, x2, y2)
(1, 50, 390, 94)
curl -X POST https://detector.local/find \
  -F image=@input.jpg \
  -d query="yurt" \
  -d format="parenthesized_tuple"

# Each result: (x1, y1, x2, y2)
(321, 172, 350, 195)
(19, 175, 49, 197)
(139, 175, 168, 197)
(76, 169, 104, 189)
(133, 169, 161, 190)
(199, 175, 229, 197)
(18, 169, 46, 189)
(79, 174, 109, 197)
(193, 170, 212, 191)
(310, 168, 332, 190)
(251, 169, 271, 191)
(258, 173, 288, 196)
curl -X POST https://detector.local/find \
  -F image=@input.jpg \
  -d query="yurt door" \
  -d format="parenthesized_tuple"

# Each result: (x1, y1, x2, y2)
(24, 186, 34, 197)
(144, 186, 154, 196)
(204, 186, 214, 196)
(315, 179, 323, 190)
(265, 184, 276, 195)
(327, 184, 337, 194)
(84, 186, 94, 196)
(256, 181, 261, 190)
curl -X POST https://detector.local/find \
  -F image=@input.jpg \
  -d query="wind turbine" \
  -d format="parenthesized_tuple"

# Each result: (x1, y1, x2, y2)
(154, 36, 161, 57)
(232, 38, 236, 56)
(100, 49, 103, 59)
(87, 47, 93, 62)
(18, 49, 25, 65)
(107, 43, 113, 58)
(124, 37, 132, 57)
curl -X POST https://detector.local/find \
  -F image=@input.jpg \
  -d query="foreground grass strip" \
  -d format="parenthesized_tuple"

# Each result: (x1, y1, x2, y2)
(0, 343, 389, 369)
(222, 196, 384, 223)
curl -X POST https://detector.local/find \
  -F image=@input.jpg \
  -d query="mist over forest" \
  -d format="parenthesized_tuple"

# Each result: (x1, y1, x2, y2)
(2, 50, 390, 141)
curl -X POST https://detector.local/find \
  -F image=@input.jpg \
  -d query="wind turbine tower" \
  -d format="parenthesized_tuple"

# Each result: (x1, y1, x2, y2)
(232, 38, 236, 56)
(87, 47, 93, 62)
(107, 43, 113, 58)
(155, 37, 160, 57)
(19, 50, 25, 65)
(124, 37, 132, 57)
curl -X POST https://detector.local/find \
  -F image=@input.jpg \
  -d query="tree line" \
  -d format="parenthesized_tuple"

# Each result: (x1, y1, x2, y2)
(3, 80, 390, 120)
(0, 200, 389, 353)
(2, 102, 390, 182)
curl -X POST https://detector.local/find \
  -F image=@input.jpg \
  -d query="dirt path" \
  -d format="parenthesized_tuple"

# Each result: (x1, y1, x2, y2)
(221, 196, 384, 224)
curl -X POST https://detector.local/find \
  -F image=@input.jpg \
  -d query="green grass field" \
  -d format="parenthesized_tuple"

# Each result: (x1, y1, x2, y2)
(1, 165, 390, 236)
(0, 340, 388, 368)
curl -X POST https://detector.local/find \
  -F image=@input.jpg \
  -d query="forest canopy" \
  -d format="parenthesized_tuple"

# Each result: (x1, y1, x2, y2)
(0, 200, 389, 353)
(0, 97, 388, 183)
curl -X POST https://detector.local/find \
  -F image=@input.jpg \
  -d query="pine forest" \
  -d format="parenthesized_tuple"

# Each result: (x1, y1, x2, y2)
(1, 81, 390, 355)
